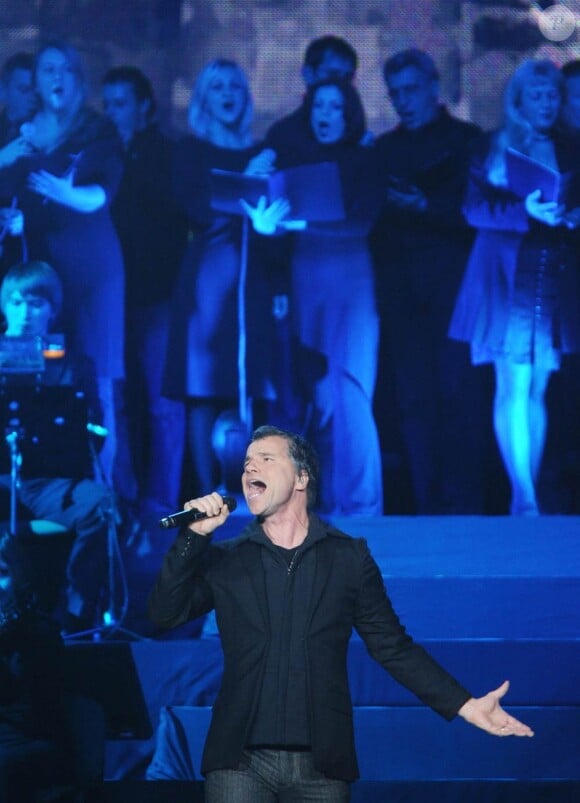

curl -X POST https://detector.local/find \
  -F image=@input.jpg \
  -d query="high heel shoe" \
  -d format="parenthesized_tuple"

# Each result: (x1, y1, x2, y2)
(509, 501, 540, 516)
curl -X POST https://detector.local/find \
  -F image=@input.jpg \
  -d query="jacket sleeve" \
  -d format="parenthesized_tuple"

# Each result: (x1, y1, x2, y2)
(354, 539, 472, 720)
(411, 133, 480, 232)
(147, 529, 216, 629)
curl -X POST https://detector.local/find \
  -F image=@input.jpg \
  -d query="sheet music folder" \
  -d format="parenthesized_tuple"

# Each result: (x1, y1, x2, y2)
(506, 147, 572, 204)
(210, 161, 345, 221)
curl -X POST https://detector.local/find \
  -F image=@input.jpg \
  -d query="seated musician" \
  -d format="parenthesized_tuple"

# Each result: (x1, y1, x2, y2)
(0, 261, 110, 635)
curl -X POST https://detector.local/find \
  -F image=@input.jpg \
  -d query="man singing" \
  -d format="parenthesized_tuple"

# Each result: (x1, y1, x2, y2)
(149, 425, 532, 802)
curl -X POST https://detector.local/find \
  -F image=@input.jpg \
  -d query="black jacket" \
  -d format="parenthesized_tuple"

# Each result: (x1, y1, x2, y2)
(148, 515, 471, 781)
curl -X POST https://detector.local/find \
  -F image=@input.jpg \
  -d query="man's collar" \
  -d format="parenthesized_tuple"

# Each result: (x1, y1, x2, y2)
(245, 512, 330, 548)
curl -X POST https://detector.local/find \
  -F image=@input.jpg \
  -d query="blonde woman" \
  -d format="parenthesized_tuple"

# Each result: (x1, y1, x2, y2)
(165, 59, 276, 496)
(450, 60, 580, 515)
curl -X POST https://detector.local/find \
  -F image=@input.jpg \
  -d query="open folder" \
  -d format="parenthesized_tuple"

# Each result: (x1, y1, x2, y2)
(209, 161, 345, 221)
(506, 147, 572, 204)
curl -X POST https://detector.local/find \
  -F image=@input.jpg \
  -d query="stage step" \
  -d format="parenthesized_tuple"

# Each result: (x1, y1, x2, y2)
(94, 636, 580, 714)
(134, 515, 580, 638)
(347, 638, 580, 705)
(138, 704, 580, 782)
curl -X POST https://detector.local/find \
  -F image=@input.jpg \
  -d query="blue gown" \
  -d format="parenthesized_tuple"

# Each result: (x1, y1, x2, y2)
(274, 140, 384, 515)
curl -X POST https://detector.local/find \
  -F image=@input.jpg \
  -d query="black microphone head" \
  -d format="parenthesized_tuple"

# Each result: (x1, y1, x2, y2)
(158, 495, 237, 529)
(222, 495, 237, 513)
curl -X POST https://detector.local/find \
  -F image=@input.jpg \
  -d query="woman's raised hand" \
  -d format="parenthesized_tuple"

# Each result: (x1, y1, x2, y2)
(244, 148, 276, 176)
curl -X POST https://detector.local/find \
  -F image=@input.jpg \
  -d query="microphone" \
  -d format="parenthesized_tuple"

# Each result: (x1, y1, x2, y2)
(159, 495, 237, 529)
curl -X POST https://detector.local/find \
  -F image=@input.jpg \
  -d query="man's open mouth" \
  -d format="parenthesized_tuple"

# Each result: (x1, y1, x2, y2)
(247, 479, 266, 499)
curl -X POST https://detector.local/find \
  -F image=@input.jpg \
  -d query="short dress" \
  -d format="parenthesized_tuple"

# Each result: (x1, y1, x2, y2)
(471, 226, 573, 370)
(449, 138, 580, 368)
(164, 135, 275, 402)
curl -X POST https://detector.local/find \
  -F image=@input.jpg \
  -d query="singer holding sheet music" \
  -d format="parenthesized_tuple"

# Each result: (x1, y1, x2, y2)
(0, 261, 111, 634)
(253, 78, 385, 516)
(449, 60, 580, 516)
(0, 41, 126, 491)
(164, 59, 276, 497)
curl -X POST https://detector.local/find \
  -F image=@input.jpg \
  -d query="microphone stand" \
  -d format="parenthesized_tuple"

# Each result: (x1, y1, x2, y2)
(5, 426, 24, 537)
(209, 187, 253, 496)
(222, 215, 253, 495)
(238, 214, 251, 431)
(63, 433, 145, 642)
(221, 214, 252, 497)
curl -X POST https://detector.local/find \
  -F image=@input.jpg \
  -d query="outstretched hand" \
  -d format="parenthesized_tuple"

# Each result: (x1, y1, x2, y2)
(27, 169, 76, 206)
(27, 168, 106, 213)
(458, 680, 534, 737)
(240, 195, 292, 235)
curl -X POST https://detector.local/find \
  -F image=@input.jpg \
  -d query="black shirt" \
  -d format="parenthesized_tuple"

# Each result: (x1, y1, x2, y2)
(245, 523, 326, 748)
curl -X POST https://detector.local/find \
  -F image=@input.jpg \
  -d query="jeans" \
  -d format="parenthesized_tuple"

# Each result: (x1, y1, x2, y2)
(205, 748, 350, 802)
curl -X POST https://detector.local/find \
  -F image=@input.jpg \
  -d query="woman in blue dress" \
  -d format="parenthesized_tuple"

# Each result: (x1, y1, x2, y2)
(449, 60, 580, 515)
(250, 78, 384, 515)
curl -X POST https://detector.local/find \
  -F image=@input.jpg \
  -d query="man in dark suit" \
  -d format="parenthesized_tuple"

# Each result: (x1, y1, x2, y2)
(102, 66, 187, 530)
(372, 48, 489, 515)
(0, 52, 35, 149)
(149, 425, 533, 802)
(0, 53, 36, 274)
(266, 34, 359, 161)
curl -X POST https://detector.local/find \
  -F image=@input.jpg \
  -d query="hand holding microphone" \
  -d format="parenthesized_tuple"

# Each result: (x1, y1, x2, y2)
(159, 492, 237, 535)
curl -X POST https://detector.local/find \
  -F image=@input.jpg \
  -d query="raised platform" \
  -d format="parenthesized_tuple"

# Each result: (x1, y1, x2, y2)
(69, 514, 579, 784)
